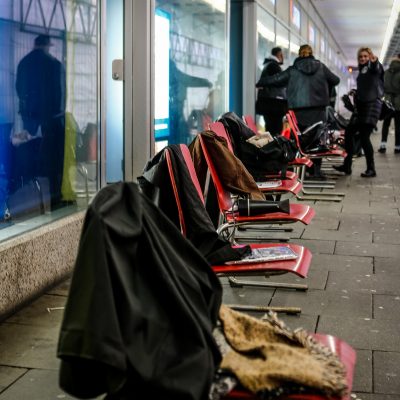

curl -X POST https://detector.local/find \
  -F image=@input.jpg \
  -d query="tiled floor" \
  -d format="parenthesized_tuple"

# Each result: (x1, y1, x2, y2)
(0, 133, 399, 399)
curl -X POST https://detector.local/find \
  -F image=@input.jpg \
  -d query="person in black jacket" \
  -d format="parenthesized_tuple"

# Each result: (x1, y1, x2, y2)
(255, 47, 288, 135)
(15, 34, 66, 207)
(258, 44, 340, 178)
(334, 47, 384, 177)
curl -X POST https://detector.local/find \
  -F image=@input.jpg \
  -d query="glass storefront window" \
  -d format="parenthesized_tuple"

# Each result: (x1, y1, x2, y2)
(289, 34, 300, 64)
(0, 0, 99, 240)
(291, 1, 301, 30)
(257, 6, 275, 78)
(276, 22, 290, 66)
(154, 0, 228, 149)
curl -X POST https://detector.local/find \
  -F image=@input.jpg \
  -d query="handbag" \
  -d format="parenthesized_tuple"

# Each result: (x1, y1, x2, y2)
(379, 98, 395, 120)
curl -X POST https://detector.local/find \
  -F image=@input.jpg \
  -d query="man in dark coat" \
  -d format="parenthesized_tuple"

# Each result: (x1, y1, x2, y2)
(258, 44, 340, 178)
(379, 54, 400, 154)
(255, 47, 288, 136)
(15, 34, 66, 208)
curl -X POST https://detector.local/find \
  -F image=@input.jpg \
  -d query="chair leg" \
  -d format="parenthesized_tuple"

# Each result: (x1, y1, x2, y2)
(226, 304, 301, 314)
(228, 276, 308, 291)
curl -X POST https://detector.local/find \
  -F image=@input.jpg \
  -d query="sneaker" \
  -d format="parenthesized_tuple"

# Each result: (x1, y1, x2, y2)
(378, 147, 386, 154)
(360, 170, 376, 178)
(395, 149, 400, 154)
(332, 165, 352, 175)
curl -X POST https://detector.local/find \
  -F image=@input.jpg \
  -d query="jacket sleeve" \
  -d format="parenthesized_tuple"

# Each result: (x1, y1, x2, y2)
(369, 59, 383, 75)
(256, 68, 290, 88)
(324, 65, 340, 86)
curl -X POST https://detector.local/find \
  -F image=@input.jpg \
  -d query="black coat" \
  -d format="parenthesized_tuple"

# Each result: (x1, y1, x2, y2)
(259, 56, 339, 110)
(58, 182, 222, 400)
(353, 60, 384, 126)
(256, 58, 287, 103)
(16, 49, 66, 121)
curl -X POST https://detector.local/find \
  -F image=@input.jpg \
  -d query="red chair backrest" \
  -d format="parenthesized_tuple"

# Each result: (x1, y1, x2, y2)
(198, 135, 235, 213)
(242, 114, 258, 135)
(208, 121, 234, 153)
(286, 112, 304, 155)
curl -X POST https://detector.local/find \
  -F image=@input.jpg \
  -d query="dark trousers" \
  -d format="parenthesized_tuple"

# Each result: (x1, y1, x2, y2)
(262, 111, 284, 136)
(344, 123, 375, 171)
(381, 111, 400, 147)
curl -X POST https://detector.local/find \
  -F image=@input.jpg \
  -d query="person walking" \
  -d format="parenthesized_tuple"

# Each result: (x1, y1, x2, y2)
(255, 47, 288, 136)
(378, 54, 400, 154)
(258, 44, 340, 178)
(334, 47, 384, 177)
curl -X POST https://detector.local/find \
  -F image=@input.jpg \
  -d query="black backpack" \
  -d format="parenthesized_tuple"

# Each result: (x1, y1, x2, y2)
(217, 112, 297, 178)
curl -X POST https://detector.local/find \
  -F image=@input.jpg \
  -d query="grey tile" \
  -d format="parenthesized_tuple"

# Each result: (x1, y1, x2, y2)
(222, 285, 274, 307)
(335, 241, 400, 258)
(260, 269, 328, 290)
(0, 369, 79, 400)
(302, 227, 372, 243)
(295, 239, 336, 254)
(6, 295, 66, 327)
(0, 367, 27, 393)
(374, 351, 400, 394)
(326, 271, 400, 295)
(311, 254, 373, 273)
(374, 295, 400, 320)
(352, 350, 373, 393)
(307, 215, 339, 230)
(46, 279, 71, 297)
(375, 257, 400, 274)
(317, 316, 400, 351)
(341, 204, 399, 216)
(0, 323, 60, 370)
(353, 393, 400, 400)
(373, 232, 400, 245)
(271, 289, 372, 318)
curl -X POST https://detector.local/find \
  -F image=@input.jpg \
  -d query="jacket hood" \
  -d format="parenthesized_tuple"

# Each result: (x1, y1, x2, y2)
(389, 59, 400, 72)
(294, 56, 321, 75)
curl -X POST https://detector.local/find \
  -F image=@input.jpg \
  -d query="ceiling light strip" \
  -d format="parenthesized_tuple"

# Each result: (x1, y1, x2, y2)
(380, 0, 400, 61)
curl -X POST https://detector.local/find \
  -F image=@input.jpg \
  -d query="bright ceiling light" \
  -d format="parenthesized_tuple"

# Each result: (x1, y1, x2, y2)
(257, 21, 275, 42)
(380, 0, 400, 61)
(202, 0, 226, 13)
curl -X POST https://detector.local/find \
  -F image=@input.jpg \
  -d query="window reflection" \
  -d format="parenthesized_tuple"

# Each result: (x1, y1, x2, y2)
(0, 0, 98, 234)
(154, 0, 227, 148)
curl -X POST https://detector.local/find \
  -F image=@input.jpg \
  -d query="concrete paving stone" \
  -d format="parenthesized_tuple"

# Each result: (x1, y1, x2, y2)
(302, 227, 372, 243)
(352, 349, 373, 393)
(317, 316, 400, 352)
(307, 215, 339, 230)
(311, 254, 373, 273)
(46, 279, 71, 297)
(311, 202, 343, 214)
(221, 285, 274, 307)
(374, 351, 400, 395)
(326, 271, 400, 296)
(294, 239, 336, 255)
(371, 214, 400, 226)
(6, 295, 66, 328)
(352, 393, 400, 400)
(335, 241, 400, 258)
(260, 269, 329, 290)
(375, 257, 400, 274)
(0, 323, 60, 370)
(374, 295, 400, 320)
(338, 214, 372, 228)
(0, 369, 79, 400)
(0, 367, 27, 393)
(341, 205, 399, 216)
(270, 289, 372, 318)
(373, 232, 400, 245)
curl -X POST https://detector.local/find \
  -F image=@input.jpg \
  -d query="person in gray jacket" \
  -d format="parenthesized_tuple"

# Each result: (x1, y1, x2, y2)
(378, 54, 400, 154)
(258, 44, 340, 178)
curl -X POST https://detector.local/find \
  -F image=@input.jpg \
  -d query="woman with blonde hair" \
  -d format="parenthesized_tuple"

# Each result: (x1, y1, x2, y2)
(257, 44, 340, 178)
(334, 47, 384, 177)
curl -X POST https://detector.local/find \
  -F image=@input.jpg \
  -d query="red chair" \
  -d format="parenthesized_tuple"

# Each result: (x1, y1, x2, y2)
(196, 133, 314, 240)
(223, 333, 356, 400)
(165, 145, 312, 296)
(242, 114, 259, 135)
(209, 122, 302, 197)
